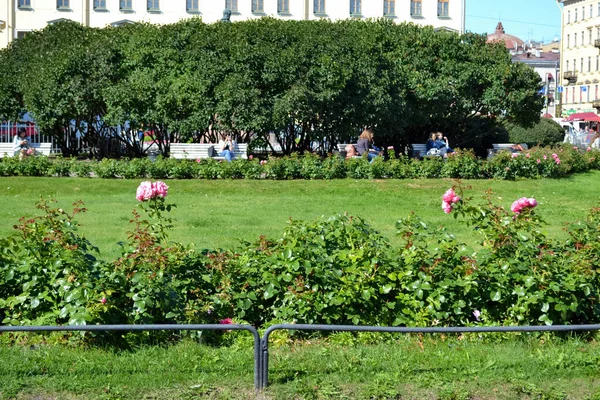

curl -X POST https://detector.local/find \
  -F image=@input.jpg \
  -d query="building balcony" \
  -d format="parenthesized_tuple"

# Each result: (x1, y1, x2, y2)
(564, 71, 578, 83)
(593, 100, 600, 108)
(595, 39, 600, 49)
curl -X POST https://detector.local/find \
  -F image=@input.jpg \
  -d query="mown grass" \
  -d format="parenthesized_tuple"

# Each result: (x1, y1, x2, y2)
(1, 172, 600, 260)
(1, 335, 600, 399)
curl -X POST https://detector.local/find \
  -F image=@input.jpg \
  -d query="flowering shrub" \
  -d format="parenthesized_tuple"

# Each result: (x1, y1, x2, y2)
(3, 182, 600, 342)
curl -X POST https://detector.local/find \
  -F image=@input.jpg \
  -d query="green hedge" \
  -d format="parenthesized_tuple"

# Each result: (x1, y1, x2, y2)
(1, 144, 599, 181)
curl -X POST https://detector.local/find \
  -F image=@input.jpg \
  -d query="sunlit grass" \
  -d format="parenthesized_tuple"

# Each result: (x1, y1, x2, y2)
(0, 336, 599, 399)
(1, 172, 600, 260)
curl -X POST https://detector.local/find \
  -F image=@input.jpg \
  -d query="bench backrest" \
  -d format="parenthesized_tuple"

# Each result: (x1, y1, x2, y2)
(170, 143, 248, 160)
(492, 143, 515, 150)
(0, 142, 52, 158)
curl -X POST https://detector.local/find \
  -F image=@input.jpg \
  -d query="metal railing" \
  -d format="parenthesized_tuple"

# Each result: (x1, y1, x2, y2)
(0, 324, 261, 389)
(258, 323, 600, 389)
(2, 323, 600, 390)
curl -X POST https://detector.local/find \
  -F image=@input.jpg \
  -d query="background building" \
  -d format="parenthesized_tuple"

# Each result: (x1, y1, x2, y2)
(0, 0, 466, 49)
(558, 0, 600, 117)
(487, 22, 561, 118)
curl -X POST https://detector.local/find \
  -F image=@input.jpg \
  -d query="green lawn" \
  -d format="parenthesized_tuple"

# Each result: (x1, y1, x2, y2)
(2, 173, 600, 260)
(1, 336, 599, 399)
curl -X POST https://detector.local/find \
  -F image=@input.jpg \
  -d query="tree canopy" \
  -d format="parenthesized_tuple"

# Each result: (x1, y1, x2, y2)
(0, 18, 543, 157)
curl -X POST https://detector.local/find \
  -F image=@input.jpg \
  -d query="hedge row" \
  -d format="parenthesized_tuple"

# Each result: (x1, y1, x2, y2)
(1, 145, 599, 180)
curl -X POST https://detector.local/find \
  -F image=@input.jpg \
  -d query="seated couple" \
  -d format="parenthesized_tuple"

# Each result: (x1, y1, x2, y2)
(426, 132, 454, 157)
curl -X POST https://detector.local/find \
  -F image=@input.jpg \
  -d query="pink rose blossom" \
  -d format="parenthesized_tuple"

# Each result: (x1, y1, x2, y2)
(452, 196, 460, 203)
(387, 146, 394, 150)
(260, 160, 267, 165)
(536, 159, 541, 164)
(472, 309, 481, 321)
(543, 155, 547, 160)
(511, 197, 538, 214)
(551, 153, 558, 160)
(442, 188, 456, 203)
(555, 158, 561, 165)
(511, 153, 519, 158)
(249, 155, 254, 160)
(196, 158, 201, 163)
(152, 181, 169, 198)
(219, 318, 233, 325)
(101, 297, 107, 304)
(525, 153, 531, 158)
(587, 147, 592, 152)
(136, 181, 154, 201)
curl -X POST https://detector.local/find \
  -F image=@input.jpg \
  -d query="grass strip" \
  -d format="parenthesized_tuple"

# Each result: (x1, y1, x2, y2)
(0, 336, 599, 399)
(2, 172, 600, 260)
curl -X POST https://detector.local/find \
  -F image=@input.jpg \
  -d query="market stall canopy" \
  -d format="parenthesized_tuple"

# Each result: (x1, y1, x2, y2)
(563, 112, 600, 122)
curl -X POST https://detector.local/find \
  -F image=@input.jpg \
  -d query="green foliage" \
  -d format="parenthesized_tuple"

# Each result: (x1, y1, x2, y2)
(0, 199, 100, 326)
(504, 118, 565, 147)
(219, 214, 399, 326)
(0, 19, 543, 156)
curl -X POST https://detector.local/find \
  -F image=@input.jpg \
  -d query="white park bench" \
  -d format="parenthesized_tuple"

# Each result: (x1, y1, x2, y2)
(487, 143, 528, 159)
(170, 143, 248, 160)
(0, 142, 52, 158)
(336, 143, 363, 159)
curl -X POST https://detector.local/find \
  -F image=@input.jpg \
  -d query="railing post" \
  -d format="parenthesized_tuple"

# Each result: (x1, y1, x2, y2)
(260, 337, 269, 389)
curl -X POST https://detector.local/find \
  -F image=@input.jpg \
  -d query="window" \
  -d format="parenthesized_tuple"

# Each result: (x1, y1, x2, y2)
(16, 31, 29, 40)
(120, 0, 132, 10)
(566, 60, 570, 72)
(567, 10, 570, 23)
(252, 0, 263, 12)
(589, 56, 592, 72)
(574, 59, 576, 71)
(186, 0, 199, 12)
(225, 0, 238, 12)
(583, 6, 585, 19)
(383, 0, 395, 15)
(575, 8, 578, 22)
(94, 0, 107, 9)
(591, 4, 593, 18)
(582, 30, 585, 45)
(590, 29, 593, 44)
(147, 0, 159, 11)
(575, 33, 577, 47)
(278, 0, 289, 13)
(314, 0, 325, 14)
(57, 0, 69, 9)
(350, 0, 361, 15)
(597, 55, 599, 71)
(410, 0, 422, 16)
(581, 58, 584, 72)
(18, 0, 31, 8)
(438, 0, 449, 17)
(567, 34, 570, 48)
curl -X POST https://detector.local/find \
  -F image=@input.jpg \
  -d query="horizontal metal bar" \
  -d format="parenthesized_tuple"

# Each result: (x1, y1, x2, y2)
(260, 323, 600, 389)
(0, 324, 261, 390)
(263, 323, 600, 337)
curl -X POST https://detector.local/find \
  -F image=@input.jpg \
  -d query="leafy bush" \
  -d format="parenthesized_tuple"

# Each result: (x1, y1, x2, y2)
(504, 118, 565, 147)
(219, 214, 399, 326)
(0, 198, 101, 326)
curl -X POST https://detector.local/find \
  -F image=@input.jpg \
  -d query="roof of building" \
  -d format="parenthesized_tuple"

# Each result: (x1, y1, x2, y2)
(486, 22, 525, 49)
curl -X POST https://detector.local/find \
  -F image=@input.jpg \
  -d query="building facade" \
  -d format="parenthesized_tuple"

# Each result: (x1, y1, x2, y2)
(0, 0, 466, 49)
(559, 0, 600, 117)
